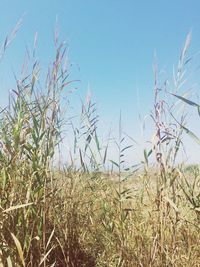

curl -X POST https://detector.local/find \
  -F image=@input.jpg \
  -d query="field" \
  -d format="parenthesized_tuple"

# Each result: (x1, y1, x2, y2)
(0, 31, 200, 266)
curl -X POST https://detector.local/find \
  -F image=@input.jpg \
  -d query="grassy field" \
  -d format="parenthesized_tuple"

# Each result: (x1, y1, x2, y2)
(0, 30, 200, 266)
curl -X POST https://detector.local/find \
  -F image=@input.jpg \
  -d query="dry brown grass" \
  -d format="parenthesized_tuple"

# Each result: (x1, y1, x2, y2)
(0, 27, 200, 267)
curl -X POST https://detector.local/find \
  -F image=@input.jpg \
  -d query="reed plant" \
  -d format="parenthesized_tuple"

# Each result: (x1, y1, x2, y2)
(0, 26, 200, 267)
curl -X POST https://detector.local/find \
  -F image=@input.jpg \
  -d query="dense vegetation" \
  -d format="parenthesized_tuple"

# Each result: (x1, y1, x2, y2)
(0, 28, 200, 267)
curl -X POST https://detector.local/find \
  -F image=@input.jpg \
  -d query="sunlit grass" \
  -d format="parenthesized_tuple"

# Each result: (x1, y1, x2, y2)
(0, 28, 199, 267)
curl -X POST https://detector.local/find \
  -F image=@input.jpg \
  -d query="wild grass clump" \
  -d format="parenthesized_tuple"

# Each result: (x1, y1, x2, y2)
(0, 27, 200, 267)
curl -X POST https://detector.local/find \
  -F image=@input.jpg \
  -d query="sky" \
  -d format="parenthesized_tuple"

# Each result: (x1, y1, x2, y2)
(0, 0, 200, 163)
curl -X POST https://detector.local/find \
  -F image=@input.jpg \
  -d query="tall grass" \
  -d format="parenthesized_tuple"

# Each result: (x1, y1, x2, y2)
(0, 27, 200, 267)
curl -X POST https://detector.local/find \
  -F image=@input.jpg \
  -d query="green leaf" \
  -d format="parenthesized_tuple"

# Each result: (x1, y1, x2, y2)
(198, 106, 200, 117)
(172, 94, 199, 108)
(95, 133, 100, 151)
(121, 145, 133, 153)
(182, 125, 200, 145)
(103, 146, 108, 164)
(110, 160, 119, 168)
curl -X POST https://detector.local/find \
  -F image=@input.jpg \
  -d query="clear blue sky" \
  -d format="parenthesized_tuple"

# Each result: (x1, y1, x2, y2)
(0, 0, 200, 162)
